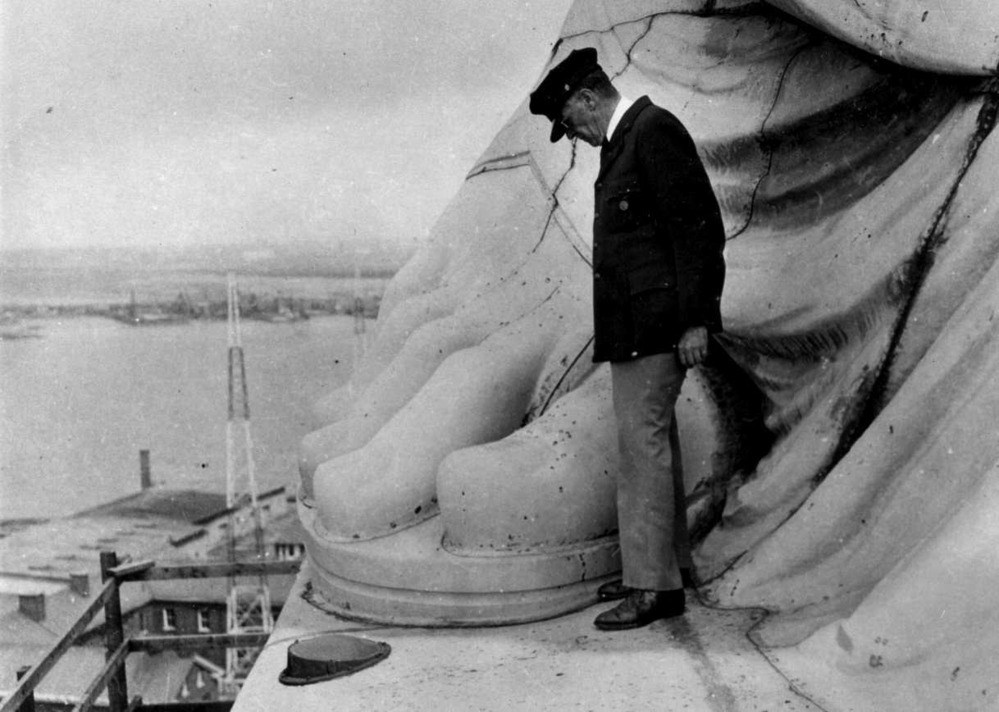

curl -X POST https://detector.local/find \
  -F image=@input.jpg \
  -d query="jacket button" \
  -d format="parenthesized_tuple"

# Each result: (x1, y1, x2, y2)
(619, 200, 629, 211)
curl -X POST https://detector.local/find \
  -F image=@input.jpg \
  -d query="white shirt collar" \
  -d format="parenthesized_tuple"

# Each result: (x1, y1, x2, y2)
(605, 95, 634, 143)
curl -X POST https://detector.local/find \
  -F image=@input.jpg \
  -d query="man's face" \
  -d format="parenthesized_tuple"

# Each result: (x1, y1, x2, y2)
(559, 91, 604, 147)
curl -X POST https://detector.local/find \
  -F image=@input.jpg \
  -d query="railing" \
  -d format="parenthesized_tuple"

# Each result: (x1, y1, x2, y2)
(1, 552, 300, 712)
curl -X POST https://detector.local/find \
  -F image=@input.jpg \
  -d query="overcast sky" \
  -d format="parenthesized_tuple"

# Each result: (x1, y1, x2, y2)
(1, 0, 570, 253)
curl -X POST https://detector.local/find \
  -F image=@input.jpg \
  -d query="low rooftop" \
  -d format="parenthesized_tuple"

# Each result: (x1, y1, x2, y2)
(0, 486, 301, 706)
(72, 488, 229, 523)
(0, 488, 228, 589)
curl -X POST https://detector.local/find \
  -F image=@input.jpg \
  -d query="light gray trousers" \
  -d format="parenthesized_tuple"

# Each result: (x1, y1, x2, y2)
(610, 352, 692, 592)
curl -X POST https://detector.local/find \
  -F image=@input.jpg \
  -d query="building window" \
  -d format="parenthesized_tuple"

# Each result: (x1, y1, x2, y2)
(197, 609, 211, 633)
(196, 670, 205, 689)
(162, 607, 177, 632)
(275, 542, 304, 561)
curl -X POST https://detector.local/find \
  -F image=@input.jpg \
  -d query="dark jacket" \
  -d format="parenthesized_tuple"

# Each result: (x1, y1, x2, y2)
(591, 96, 725, 363)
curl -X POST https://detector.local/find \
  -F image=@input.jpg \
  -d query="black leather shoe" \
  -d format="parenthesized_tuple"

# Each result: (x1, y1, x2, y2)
(597, 568, 695, 601)
(594, 589, 685, 631)
(596, 579, 631, 601)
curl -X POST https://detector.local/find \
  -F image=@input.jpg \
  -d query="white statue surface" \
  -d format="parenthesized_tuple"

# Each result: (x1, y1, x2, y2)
(299, 2, 998, 709)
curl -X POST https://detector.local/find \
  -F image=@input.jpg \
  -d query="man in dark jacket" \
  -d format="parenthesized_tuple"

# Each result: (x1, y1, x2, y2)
(530, 47, 726, 630)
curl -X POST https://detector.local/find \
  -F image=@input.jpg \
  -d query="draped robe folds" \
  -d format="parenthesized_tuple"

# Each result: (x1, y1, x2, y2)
(301, 2, 999, 709)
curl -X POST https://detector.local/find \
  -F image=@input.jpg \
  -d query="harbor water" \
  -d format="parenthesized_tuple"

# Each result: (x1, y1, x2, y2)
(0, 315, 359, 521)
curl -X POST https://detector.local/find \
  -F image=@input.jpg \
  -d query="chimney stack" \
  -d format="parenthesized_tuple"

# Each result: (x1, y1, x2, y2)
(70, 572, 90, 596)
(19, 593, 45, 622)
(140, 449, 152, 490)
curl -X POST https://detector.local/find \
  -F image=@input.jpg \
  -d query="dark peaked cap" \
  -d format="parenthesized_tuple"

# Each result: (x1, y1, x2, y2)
(529, 47, 601, 142)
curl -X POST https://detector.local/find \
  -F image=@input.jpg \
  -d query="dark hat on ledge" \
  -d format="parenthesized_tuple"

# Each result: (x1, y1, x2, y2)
(529, 47, 601, 142)
(278, 634, 391, 686)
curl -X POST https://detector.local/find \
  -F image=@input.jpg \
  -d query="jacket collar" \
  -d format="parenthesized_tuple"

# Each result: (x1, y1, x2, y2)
(599, 96, 652, 175)
(605, 96, 635, 143)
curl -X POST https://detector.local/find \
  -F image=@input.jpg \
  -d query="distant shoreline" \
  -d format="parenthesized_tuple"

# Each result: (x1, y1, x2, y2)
(1, 247, 397, 342)
(0, 277, 390, 345)
(0, 290, 380, 326)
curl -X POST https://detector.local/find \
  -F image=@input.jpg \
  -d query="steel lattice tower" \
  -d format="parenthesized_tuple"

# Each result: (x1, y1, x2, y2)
(221, 273, 273, 695)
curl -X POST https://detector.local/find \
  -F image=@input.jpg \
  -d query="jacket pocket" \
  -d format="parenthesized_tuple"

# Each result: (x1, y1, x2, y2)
(627, 276, 677, 352)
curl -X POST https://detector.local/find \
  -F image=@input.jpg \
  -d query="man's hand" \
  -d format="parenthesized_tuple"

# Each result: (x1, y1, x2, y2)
(677, 326, 709, 368)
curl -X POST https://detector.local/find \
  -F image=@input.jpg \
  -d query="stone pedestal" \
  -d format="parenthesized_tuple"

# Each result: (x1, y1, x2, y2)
(299, 499, 620, 626)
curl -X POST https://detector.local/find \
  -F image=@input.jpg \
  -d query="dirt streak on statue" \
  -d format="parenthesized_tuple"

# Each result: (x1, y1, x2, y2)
(530, 47, 726, 630)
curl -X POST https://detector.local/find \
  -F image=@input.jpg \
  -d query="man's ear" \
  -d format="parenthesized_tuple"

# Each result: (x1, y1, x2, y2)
(577, 88, 597, 109)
